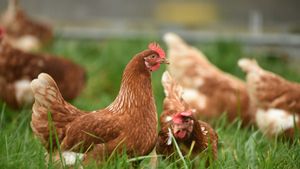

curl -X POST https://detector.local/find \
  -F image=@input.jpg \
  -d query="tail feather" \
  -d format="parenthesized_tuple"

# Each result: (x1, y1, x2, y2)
(8, 0, 19, 12)
(31, 73, 64, 108)
(238, 58, 262, 73)
(163, 32, 189, 51)
(161, 71, 189, 116)
(163, 32, 212, 71)
(161, 71, 183, 99)
(31, 73, 83, 149)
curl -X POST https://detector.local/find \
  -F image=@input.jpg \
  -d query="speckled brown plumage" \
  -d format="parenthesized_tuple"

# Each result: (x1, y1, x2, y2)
(239, 58, 300, 138)
(157, 71, 218, 162)
(0, 36, 86, 108)
(164, 33, 254, 125)
(239, 59, 300, 112)
(31, 47, 167, 163)
(0, 0, 52, 50)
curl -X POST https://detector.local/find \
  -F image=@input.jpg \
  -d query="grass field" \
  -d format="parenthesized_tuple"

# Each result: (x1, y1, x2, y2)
(0, 38, 300, 169)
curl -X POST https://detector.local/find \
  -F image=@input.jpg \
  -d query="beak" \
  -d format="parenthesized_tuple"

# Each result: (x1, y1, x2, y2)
(160, 58, 169, 64)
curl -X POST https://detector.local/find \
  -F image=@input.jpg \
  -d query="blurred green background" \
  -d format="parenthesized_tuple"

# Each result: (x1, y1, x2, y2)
(1, 0, 300, 168)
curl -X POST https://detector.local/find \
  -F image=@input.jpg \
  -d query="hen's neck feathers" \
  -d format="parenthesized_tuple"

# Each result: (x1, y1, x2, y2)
(0, 38, 7, 53)
(106, 50, 156, 116)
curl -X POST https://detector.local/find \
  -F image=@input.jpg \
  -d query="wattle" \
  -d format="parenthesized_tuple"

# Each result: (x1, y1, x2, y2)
(175, 130, 186, 139)
(150, 63, 161, 71)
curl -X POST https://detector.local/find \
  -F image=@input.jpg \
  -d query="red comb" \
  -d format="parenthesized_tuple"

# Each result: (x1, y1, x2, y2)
(172, 111, 193, 123)
(180, 111, 192, 117)
(148, 42, 165, 58)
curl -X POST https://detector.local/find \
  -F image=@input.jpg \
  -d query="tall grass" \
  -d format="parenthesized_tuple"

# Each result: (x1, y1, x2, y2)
(0, 38, 300, 168)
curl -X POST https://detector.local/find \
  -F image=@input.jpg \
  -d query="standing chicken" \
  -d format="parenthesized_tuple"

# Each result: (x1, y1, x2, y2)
(0, 29, 85, 109)
(157, 71, 218, 162)
(30, 43, 168, 165)
(0, 0, 52, 51)
(238, 58, 300, 138)
(164, 32, 254, 124)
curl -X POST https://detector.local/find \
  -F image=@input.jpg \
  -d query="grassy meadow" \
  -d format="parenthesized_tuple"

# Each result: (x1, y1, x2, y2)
(0, 37, 300, 169)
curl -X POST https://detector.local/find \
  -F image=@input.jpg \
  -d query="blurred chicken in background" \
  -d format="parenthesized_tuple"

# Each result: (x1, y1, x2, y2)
(164, 32, 255, 125)
(0, 28, 85, 109)
(0, 0, 53, 51)
(239, 58, 300, 138)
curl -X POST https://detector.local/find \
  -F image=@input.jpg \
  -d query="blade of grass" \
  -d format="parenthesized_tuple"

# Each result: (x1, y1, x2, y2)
(168, 128, 188, 169)
(47, 111, 54, 169)
(293, 113, 299, 142)
(127, 154, 163, 162)
(106, 138, 126, 163)
(47, 111, 65, 168)
(81, 130, 103, 140)
(0, 104, 5, 130)
(5, 135, 9, 162)
(187, 140, 195, 159)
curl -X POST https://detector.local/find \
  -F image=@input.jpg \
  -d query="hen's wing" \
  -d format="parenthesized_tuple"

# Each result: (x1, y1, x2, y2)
(195, 75, 252, 123)
(61, 112, 122, 153)
(156, 128, 174, 156)
(197, 120, 218, 160)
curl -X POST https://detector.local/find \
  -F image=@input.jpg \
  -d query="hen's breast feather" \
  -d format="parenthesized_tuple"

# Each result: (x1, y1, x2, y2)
(256, 108, 299, 135)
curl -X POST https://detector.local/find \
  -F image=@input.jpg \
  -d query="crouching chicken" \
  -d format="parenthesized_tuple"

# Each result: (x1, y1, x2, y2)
(238, 58, 300, 138)
(156, 71, 218, 163)
(30, 43, 168, 166)
(0, 29, 85, 109)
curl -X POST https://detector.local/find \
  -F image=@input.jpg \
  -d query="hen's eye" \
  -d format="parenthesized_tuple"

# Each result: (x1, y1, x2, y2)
(150, 55, 156, 59)
(183, 117, 190, 122)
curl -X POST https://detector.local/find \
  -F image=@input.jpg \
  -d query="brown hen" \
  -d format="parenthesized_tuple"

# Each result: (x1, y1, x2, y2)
(164, 32, 254, 125)
(238, 58, 300, 138)
(30, 43, 168, 166)
(157, 71, 218, 162)
(0, 31, 85, 109)
(0, 0, 52, 51)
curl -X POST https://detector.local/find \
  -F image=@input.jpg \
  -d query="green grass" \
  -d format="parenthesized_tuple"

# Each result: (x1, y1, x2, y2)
(1, 38, 300, 168)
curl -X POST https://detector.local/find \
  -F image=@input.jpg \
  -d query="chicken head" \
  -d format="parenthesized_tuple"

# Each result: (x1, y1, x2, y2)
(144, 43, 168, 71)
(171, 111, 194, 140)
